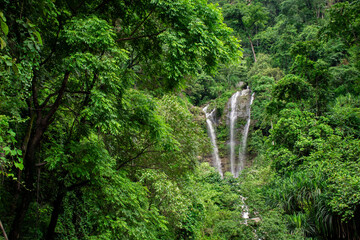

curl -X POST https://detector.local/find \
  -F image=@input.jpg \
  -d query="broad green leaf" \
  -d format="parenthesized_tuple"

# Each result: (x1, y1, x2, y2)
(0, 12, 5, 22)
(1, 19, 8, 35)
(3, 146, 10, 155)
(33, 31, 42, 45)
(10, 149, 17, 156)
(14, 161, 24, 170)
(0, 37, 6, 49)
(8, 129, 16, 137)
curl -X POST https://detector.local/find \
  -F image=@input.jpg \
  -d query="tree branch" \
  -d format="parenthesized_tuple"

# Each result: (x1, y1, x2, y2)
(35, 162, 47, 167)
(65, 90, 91, 94)
(44, 71, 70, 123)
(129, 8, 155, 38)
(0, 219, 8, 240)
(40, 92, 58, 109)
(66, 180, 90, 191)
(40, 21, 63, 66)
(117, 143, 153, 170)
(31, 73, 40, 110)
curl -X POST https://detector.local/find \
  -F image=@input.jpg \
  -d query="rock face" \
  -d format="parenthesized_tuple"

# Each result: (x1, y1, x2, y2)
(203, 87, 254, 177)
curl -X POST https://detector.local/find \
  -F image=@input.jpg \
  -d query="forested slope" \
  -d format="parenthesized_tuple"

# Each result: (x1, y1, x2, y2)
(186, 0, 360, 239)
(0, 0, 360, 239)
(204, 0, 360, 239)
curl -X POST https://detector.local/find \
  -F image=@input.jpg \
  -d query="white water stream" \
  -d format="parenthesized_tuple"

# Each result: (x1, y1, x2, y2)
(203, 105, 223, 177)
(235, 92, 255, 178)
(228, 91, 242, 176)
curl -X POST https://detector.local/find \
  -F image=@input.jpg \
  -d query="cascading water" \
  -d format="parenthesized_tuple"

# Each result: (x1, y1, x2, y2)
(204, 87, 254, 178)
(235, 92, 255, 178)
(240, 196, 249, 225)
(228, 91, 241, 176)
(203, 105, 223, 177)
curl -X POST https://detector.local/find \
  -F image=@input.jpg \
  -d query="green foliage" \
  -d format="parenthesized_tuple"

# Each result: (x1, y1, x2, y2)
(218, 0, 360, 239)
(328, 94, 360, 137)
(56, 171, 168, 240)
(254, 18, 298, 69)
(180, 163, 252, 240)
(0, 115, 24, 179)
(223, 1, 269, 36)
(265, 106, 360, 238)
(0, 11, 8, 49)
(247, 53, 284, 81)
(272, 74, 312, 103)
(185, 63, 247, 107)
(322, 1, 360, 48)
(0, 0, 244, 239)
(2, 0, 360, 239)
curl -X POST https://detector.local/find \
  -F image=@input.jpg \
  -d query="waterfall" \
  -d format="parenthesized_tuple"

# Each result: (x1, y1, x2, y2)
(228, 91, 241, 176)
(203, 105, 223, 177)
(235, 92, 255, 178)
(204, 87, 254, 178)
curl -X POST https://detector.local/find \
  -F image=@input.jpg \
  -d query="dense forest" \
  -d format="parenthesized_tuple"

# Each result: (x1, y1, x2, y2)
(0, 0, 359, 239)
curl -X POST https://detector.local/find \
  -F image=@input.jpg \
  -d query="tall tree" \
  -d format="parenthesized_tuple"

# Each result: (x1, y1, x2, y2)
(0, 0, 240, 239)
(223, 0, 268, 62)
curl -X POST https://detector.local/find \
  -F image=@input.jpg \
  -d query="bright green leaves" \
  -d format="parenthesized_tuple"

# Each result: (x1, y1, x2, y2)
(151, 95, 207, 175)
(266, 73, 312, 119)
(139, 169, 190, 231)
(63, 17, 116, 52)
(61, 16, 127, 90)
(222, 0, 268, 62)
(92, 174, 168, 239)
(223, 1, 269, 35)
(267, 106, 360, 230)
(0, 37, 6, 50)
(112, 93, 207, 176)
(325, 139, 360, 220)
(69, 136, 113, 181)
(0, 12, 8, 36)
(0, 11, 8, 50)
(307, 134, 360, 221)
(328, 94, 360, 137)
(0, 0, 244, 238)
(269, 109, 332, 169)
(44, 132, 114, 183)
(154, 0, 241, 87)
(0, 115, 24, 179)
(121, 89, 172, 144)
(56, 171, 168, 240)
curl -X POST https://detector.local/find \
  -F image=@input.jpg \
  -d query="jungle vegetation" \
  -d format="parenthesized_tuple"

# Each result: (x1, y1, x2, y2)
(0, 0, 359, 239)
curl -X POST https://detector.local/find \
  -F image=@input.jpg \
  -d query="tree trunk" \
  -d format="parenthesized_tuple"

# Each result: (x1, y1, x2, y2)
(248, 35, 257, 63)
(9, 72, 70, 240)
(45, 191, 65, 240)
(9, 124, 47, 240)
(8, 190, 32, 240)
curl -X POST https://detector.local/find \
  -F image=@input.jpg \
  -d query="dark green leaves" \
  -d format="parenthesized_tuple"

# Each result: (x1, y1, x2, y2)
(272, 74, 312, 103)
